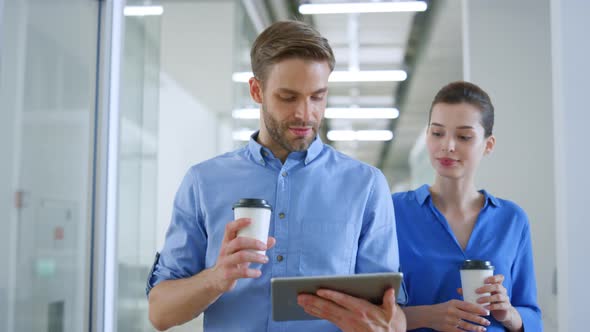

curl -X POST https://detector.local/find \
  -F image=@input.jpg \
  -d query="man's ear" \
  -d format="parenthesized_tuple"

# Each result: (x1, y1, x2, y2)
(484, 135, 496, 155)
(249, 77, 263, 104)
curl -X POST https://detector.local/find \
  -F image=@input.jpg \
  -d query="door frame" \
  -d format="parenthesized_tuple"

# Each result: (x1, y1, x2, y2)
(91, 0, 125, 331)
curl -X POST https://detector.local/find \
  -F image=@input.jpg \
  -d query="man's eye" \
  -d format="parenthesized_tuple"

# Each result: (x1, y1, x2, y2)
(431, 132, 442, 137)
(459, 135, 472, 141)
(280, 96, 295, 102)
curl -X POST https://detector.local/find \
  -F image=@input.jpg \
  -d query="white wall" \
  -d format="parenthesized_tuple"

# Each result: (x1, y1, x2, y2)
(156, 74, 222, 249)
(158, 1, 236, 116)
(551, 0, 590, 330)
(156, 0, 236, 250)
(407, 128, 433, 190)
(463, 0, 557, 330)
(156, 3, 237, 331)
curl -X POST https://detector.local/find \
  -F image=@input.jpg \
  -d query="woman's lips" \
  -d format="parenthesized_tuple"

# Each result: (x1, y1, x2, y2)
(438, 158, 457, 167)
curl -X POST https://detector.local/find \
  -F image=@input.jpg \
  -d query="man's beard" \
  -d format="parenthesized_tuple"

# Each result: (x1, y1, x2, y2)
(261, 104, 319, 153)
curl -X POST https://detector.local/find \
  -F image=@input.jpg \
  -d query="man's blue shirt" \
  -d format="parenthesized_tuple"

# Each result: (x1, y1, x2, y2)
(393, 184, 542, 332)
(147, 134, 401, 331)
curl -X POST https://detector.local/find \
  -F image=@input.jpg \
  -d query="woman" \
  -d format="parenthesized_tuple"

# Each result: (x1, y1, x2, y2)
(393, 81, 542, 331)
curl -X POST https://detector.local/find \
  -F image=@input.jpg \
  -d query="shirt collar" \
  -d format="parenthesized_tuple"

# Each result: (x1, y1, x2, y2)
(247, 130, 324, 166)
(414, 184, 501, 208)
(480, 189, 501, 208)
(304, 134, 324, 165)
(247, 132, 267, 165)
(415, 184, 431, 206)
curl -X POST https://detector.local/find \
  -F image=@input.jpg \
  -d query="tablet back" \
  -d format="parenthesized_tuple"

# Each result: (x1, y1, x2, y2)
(271, 272, 403, 321)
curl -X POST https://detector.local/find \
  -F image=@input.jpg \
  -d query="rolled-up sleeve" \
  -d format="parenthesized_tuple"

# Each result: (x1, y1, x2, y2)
(512, 217, 543, 331)
(146, 168, 208, 295)
(355, 169, 407, 304)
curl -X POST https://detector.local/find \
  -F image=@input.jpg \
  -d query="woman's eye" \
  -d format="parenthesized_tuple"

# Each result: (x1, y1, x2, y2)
(459, 135, 473, 141)
(431, 131, 442, 137)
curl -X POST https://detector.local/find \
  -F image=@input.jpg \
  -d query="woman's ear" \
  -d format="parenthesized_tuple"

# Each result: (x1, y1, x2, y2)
(484, 135, 496, 156)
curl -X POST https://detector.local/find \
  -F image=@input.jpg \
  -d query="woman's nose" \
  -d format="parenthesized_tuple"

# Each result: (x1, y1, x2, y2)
(442, 138, 455, 152)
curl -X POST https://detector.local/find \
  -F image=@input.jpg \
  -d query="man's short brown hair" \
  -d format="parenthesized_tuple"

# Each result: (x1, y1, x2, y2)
(250, 20, 335, 84)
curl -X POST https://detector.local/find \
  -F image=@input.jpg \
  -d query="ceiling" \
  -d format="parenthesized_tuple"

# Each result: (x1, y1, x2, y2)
(245, 0, 463, 184)
(20, 0, 461, 185)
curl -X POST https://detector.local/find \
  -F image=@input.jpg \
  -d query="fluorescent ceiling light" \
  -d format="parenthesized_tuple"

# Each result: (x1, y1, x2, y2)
(232, 72, 253, 83)
(232, 70, 407, 83)
(233, 129, 256, 141)
(330, 70, 407, 82)
(327, 130, 393, 141)
(233, 107, 399, 119)
(327, 130, 356, 141)
(299, 1, 427, 15)
(232, 108, 259, 119)
(329, 95, 395, 106)
(326, 107, 399, 119)
(124, 5, 164, 16)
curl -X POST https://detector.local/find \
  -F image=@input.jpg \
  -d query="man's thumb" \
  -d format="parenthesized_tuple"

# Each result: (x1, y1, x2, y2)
(383, 288, 396, 313)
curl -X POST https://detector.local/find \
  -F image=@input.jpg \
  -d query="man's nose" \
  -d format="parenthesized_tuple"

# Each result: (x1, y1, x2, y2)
(294, 100, 313, 122)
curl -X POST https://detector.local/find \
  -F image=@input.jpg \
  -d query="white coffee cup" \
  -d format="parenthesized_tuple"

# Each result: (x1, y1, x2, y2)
(233, 198, 272, 255)
(460, 260, 494, 309)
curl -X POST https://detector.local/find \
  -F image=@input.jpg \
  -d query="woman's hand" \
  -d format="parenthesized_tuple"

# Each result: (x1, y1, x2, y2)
(426, 299, 490, 332)
(476, 274, 523, 331)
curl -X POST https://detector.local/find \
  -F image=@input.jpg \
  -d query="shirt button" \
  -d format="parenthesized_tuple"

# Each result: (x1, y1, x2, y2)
(281, 172, 287, 177)
(276, 255, 284, 262)
(279, 212, 285, 219)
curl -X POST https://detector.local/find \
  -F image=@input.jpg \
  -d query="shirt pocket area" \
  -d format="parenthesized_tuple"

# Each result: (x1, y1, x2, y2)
(299, 220, 355, 276)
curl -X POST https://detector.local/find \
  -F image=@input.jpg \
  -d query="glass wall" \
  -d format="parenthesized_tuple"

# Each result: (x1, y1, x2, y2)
(117, 4, 161, 332)
(115, 1, 240, 331)
(0, 0, 100, 331)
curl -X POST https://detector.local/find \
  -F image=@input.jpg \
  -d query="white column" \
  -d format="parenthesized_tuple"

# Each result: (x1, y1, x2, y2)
(463, 0, 557, 330)
(156, 1, 236, 250)
(156, 4, 237, 331)
(551, 0, 590, 330)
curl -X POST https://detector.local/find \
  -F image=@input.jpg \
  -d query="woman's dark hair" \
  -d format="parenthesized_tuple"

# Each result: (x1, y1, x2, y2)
(429, 81, 494, 137)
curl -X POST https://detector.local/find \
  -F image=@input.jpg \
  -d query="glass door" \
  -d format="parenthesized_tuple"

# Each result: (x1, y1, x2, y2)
(0, 0, 100, 331)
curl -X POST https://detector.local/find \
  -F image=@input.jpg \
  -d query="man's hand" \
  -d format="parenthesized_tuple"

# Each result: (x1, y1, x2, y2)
(297, 288, 406, 332)
(148, 218, 276, 331)
(210, 218, 276, 293)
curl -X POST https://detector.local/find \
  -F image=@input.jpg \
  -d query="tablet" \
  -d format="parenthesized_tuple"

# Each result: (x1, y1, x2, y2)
(271, 272, 403, 321)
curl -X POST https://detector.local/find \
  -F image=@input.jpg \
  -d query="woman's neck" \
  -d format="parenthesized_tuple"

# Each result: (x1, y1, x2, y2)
(429, 176, 481, 212)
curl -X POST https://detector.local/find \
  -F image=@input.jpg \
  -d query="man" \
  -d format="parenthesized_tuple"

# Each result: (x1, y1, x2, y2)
(147, 20, 406, 332)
